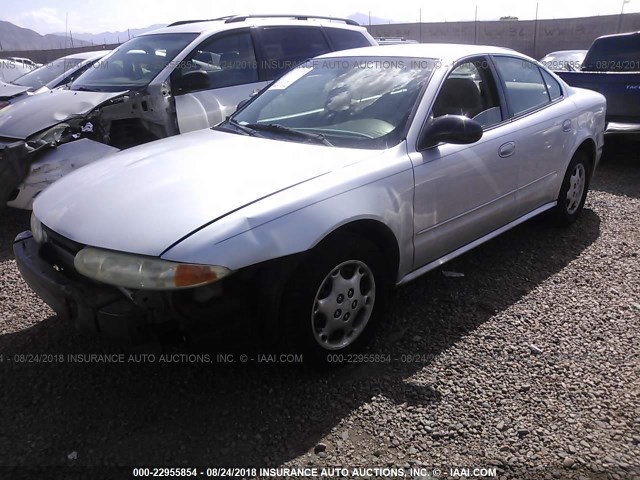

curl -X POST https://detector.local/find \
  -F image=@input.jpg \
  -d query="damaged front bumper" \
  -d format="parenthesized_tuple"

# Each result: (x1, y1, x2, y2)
(13, 231, 254, 343)
(13, 231, 170, 342)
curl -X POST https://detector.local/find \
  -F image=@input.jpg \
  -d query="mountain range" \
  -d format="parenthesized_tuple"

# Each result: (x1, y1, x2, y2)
(52, 24, 166, 45)
(348, 12, 394, 26)
(0, 20, 91, 50)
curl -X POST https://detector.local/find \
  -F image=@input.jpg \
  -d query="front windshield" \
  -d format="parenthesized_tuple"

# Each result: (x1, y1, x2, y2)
(72, 33, 197, 92)
(231, 57, 435, 149)
(13, 57, 83, 88)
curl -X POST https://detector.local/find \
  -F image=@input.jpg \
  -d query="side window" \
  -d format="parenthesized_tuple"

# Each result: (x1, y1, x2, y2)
(259, 27, 331, 80)
(494, 56, 551, 116)
(325, 28, 371, 50)
(432, 57, 503, 128)
(173, 31, 258, 94)
(540, 69, 563, 100)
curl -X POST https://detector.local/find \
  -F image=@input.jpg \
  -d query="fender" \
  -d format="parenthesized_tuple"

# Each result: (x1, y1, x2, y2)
(568, 88, 606, 173)
(162, 146, 416, 282)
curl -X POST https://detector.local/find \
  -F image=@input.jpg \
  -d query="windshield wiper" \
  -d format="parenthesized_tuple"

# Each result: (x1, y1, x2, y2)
(226, 118, 260, 136)
(244, 123, 332, 146)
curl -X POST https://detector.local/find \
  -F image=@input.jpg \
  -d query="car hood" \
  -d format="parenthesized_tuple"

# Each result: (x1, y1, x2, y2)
(0, 82, 31, 100)
(34, 128, 374, 257)
(0, 89, 126, 140)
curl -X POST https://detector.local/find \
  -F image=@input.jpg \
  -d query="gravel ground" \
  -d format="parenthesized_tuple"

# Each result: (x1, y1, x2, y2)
(0, 140, 638, 480)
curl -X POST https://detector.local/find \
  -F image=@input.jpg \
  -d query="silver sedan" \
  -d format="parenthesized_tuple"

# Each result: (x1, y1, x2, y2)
(15, 44, 606, 363)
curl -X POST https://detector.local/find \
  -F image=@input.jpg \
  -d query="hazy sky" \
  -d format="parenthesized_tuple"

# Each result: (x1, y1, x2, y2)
(4, 0, 640, 34)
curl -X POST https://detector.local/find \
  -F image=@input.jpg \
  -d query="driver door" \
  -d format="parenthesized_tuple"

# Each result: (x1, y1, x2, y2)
(410, 56, 521, 268)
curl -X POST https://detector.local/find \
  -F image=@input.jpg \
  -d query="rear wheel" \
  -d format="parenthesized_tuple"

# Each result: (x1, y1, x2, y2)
(553, 151, 591, 226)
(279, 235, 390, 365)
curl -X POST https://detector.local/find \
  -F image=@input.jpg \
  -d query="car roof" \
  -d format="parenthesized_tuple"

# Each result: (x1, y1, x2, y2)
(317, 43, 520, 62)
(543, 50, 588, 56)
(61, 50, 111, 61)
(141, 16, 366, 36)
(593, 30, 640, 41)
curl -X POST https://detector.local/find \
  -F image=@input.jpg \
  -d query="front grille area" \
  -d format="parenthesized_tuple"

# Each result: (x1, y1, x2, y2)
(40, 226, 85, 277)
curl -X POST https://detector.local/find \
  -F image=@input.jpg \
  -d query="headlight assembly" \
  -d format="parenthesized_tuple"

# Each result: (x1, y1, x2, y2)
(74, 247, 231, 290)
(30, 213, 47, 244)
(28, 123, 71, 147)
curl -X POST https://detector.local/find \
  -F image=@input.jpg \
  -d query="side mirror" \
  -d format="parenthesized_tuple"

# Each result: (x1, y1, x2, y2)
(235, 88, 261, 112)
(174, 70, 210, 94)
(236, 98, 251, 111)
(418, 115, 483, 150)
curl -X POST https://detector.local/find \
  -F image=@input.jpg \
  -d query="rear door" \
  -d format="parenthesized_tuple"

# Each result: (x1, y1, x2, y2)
(173, 30, 269, 133)
(492, 55, 573, 214)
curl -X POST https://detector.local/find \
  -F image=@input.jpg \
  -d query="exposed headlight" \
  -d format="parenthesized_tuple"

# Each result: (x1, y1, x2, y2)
(74, 247, 231, 290)
(28, 123, 70, 146)
(30, 213, 47, 244)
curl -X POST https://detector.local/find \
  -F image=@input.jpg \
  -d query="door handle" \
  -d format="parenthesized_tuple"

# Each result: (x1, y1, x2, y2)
(498, 141, 516, 158)
(562, 119, 572, 132)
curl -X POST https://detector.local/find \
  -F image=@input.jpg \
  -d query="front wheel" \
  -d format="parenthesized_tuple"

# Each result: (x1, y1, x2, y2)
(553, 151, 591, 226)
(279, 236, 390, 365)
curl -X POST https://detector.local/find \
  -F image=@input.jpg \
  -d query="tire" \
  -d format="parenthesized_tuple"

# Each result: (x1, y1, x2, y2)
(553, 150, 591, 226)
(279, 235, 391, 365)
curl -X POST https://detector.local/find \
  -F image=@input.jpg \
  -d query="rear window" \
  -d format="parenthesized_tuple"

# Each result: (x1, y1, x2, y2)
(583, 35, 640, 72)
(325, 28, 371, 50)
(259, 27, 331, 80)
(494, 56, 551, 116)
(540, 69, 563, 100)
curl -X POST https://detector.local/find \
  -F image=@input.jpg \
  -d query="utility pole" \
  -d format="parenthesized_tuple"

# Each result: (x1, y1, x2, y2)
(419, 8, 422, 43)
(474, 4, 478, 45)
(532, 2, 539, 59)
(618, 0, 631, 33)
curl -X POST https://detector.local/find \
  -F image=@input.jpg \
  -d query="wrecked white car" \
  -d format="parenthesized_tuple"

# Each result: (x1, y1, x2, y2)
(0, 15, 376, 210)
